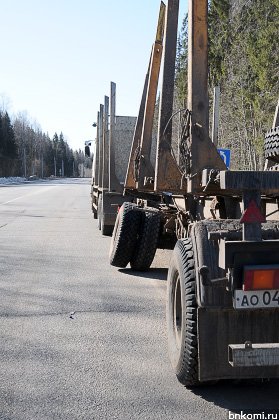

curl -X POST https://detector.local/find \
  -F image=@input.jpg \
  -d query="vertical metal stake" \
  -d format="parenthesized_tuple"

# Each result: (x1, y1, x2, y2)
(212, 86, 220, 147)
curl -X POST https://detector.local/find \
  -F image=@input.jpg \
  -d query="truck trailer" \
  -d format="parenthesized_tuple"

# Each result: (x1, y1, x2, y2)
(108, 0, 279, 386)
(89, 82, 136, 235)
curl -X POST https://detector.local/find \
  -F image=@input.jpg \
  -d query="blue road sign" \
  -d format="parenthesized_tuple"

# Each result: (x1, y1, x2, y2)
(218, 148, 231, 168)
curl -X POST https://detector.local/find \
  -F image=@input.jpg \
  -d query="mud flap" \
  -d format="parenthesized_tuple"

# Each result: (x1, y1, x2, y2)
(198, 308, 279, 381)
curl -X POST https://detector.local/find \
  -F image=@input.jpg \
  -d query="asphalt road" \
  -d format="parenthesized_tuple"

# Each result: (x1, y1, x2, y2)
(0, 178, 278, 420)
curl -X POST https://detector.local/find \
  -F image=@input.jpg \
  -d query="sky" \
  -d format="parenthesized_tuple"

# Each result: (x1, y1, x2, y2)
(0, 0, 188, 151)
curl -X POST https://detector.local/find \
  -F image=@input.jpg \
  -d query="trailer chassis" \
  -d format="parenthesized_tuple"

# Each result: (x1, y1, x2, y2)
(109, 0, 279, 385)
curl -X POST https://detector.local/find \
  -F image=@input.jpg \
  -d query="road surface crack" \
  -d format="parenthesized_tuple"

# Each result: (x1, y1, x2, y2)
(0, 308, 141, 319)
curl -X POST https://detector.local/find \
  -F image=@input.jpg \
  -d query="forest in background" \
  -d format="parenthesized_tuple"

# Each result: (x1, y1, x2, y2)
(175, 0, 279, 170)
(1, 0, 278, 176)
(0, 108, 91, 178)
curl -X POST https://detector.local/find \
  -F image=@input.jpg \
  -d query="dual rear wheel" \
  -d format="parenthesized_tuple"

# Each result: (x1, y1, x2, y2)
(109, 203, 200, 386)
(109, 202, 161, 271)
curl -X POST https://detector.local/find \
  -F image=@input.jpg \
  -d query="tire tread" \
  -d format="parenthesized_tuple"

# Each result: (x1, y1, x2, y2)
(130, 210, 161, 271)
(171, 238, 199, 386)
(109, 203, 141, 268)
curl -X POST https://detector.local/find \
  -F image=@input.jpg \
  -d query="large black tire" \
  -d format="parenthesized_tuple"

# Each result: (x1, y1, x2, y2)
(264, 126, 279, 163)
(109, 202, 141, 268)
(166, 238, 199, 387)
(130, 210, 161, 271)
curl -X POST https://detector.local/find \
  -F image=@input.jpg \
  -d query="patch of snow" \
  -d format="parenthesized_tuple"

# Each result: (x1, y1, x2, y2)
(0, 177, 28, 185)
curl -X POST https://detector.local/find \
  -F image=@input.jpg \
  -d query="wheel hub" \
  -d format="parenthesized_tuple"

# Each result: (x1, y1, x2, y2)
(174, 273, 182, 347)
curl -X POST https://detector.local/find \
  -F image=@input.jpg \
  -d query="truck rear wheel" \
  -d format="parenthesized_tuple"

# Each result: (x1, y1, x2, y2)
(167, 238, 199, 387)
(130, 210, 161, 271)
(109, 203, 141, 268)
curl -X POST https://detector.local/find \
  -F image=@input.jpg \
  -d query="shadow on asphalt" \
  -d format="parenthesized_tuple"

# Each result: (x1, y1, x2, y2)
(189, 379, 279, 413)
(119, 267, 168, 281)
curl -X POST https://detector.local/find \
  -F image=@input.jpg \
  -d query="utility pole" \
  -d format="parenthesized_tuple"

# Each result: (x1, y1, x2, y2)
(41, 154, 44, 178)
(54, 157, 57, 177)
(23, 147, 27, 178)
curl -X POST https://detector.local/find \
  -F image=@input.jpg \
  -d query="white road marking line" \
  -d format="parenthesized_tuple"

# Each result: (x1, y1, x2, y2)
(0, 186, 56, 206)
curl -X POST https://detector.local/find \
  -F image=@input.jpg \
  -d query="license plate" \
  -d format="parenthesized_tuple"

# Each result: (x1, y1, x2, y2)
(234, 289, 279, 309)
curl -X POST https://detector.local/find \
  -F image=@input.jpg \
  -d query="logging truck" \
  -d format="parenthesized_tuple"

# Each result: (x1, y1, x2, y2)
(106, 0, 279, 386)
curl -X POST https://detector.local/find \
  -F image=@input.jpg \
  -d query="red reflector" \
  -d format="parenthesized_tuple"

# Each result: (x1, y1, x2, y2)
(243, 265, 279, 291)
(240, 200, 266, 224)
(243, 270, 253, 291)
(275, 271, 279, 289)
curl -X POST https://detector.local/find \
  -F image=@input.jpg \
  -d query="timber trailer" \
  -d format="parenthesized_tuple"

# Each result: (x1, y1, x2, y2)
(109, 0, 279, 386)
(88, 82, 136, 235)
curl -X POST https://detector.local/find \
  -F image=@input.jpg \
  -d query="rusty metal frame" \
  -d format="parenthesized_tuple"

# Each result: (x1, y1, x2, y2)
(94, 111, 100, 184)
(136, 45, 163, 189)
(109, 82, 122, 192)
(102, 96, 109, 189)
(126, 0, 226, 196)
(124, 56, 151, 190)
(155, 0, 183, 193)
(98, 104, 104, 188)
(187, 0, 226, 194)
(124, 1, 166, 192)
(136, 2, 166, 190)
